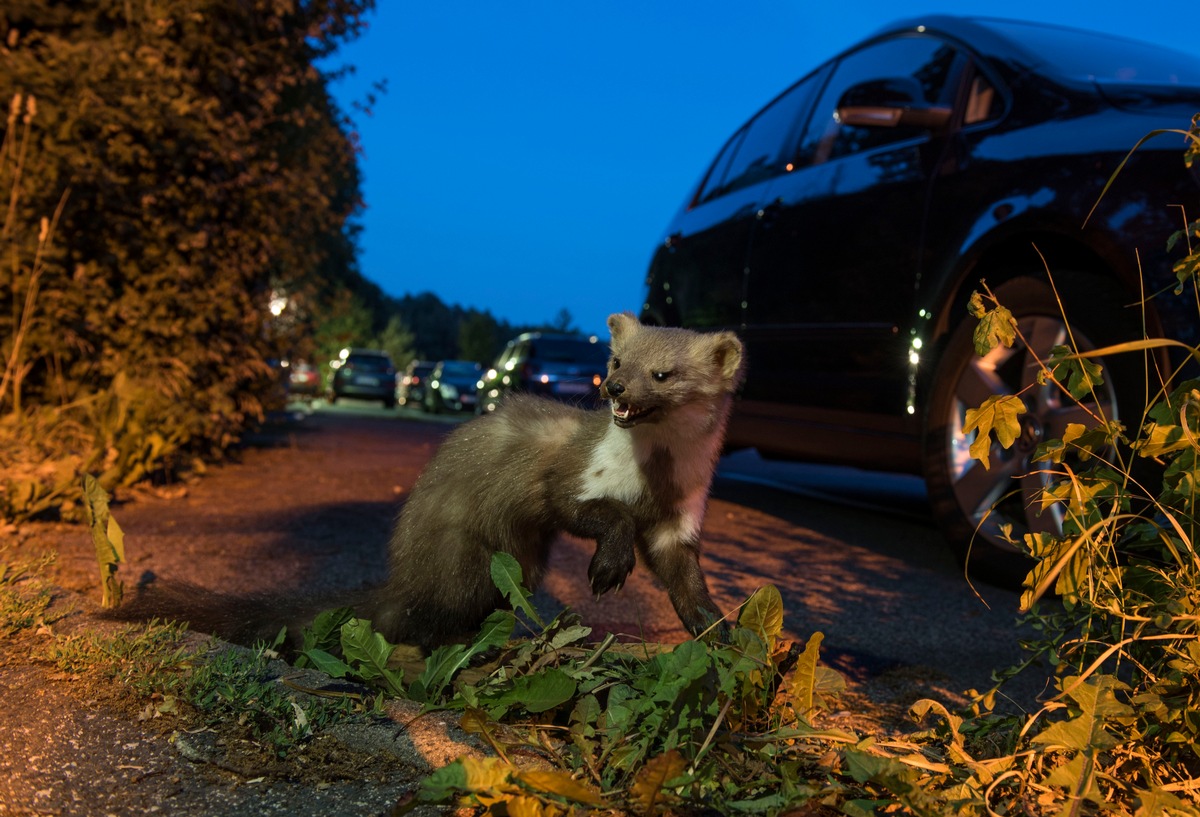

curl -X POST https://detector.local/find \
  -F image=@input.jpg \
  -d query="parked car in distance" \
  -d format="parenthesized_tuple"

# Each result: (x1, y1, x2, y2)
(476, 333, 608, 414)
(397, 360, 435, 408)
(424, 360, 484, 413)
(328, 348, 397, 408)
(286, 361, 320, 401)
(641, 15, 1200, 583)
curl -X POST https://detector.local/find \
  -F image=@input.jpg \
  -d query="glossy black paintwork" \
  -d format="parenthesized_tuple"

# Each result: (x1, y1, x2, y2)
(641, 15, 1200, 471)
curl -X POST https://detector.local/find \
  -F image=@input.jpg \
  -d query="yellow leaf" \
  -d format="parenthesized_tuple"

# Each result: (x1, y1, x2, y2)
(507, 795, 560, 817)
(515, 769, 603, 806)
(460, 756, 513, 793)
(963, 395, 1026, 471)
(789, 632, 824, 714)
(628, 750, 687, 814)
(738, 585, 784, 647)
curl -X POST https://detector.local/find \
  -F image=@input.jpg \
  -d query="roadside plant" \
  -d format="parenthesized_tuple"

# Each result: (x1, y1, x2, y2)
(955, 117, 1200, 810)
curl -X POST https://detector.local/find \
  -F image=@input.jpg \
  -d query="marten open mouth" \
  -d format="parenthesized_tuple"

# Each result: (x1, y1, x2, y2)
(611, 401, 657, 427)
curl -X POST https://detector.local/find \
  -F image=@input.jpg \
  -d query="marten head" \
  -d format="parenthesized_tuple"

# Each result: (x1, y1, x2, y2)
(601, 313, 744, 428)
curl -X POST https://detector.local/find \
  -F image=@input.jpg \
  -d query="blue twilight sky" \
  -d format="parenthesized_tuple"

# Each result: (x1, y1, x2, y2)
(322, 2, 1196, 338)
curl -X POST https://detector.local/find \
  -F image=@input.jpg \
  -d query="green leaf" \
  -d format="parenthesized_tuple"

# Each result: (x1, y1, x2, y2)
(1033, 422, 1116, 464)
(339, 618, 405, 697)
(1172, 252, 1200, 293)
(300, 607, 356, 658)
(414, 644, 469, 703)
(1032, 675, 1133, 752)
(485, 668, 578, 714)
(517, 668, 578, 713)
(569, 694, 601, 756)
(489, 552, 542, 626)
(472, 609, 516, 653)
(972, 303, 1016, 355)
(1047, 345, 1106, 401)
(548, 623, 592, 649)
(963, 394, 1026, 470)
(300, 648, 353, 679)
(1044, 753, 1103, 804)
(416, 609, 515, 704)
(81, 473, 124, 608)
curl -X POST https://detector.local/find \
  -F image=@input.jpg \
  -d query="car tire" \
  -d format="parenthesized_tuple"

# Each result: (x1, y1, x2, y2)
(922, 273, 1145, 586)
(383, 396, 396, 409)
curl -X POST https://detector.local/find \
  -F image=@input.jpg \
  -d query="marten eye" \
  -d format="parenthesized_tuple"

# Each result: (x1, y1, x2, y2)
(611, 357, 620, 370)
(652, 371, 672, 383)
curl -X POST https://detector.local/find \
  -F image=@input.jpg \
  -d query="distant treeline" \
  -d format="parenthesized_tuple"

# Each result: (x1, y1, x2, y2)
(333, 271, 579, 369)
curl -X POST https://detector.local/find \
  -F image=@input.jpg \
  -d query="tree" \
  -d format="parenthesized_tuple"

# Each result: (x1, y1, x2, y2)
(550, 308, 578, 334)
(457, 312, 501, 364)
(377, 314, 417, 370)
(0, 0, 374, 515)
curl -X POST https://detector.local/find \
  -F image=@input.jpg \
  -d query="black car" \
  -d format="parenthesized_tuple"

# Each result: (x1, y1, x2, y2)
(328, 348, 397, 408)
(641, 15, 1200, 581)
(476, 333, 608, 414)
(397, 359, 435, 408)
(424, 360, 483, 413)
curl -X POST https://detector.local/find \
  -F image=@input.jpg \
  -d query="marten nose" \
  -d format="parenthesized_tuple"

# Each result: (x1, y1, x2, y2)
(605, 380, 625, 398)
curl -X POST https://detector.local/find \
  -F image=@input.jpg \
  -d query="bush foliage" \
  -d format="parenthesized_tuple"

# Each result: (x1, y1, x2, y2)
(0, 0, 373, 517)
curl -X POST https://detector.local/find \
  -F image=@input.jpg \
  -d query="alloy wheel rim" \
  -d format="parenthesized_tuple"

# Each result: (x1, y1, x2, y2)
(944, 315, 1118, 552)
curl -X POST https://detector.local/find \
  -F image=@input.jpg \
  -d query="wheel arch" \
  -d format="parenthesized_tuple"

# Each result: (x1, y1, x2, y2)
(916, 226, 1165, 410)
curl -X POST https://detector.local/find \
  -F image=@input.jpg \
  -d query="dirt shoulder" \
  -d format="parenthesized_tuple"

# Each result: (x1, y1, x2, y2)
(0, 407, 484, 816)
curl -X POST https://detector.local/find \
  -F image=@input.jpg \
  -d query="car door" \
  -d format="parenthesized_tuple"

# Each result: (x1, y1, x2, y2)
(644, 68, 827, 330)
(739, 34, 965, 453)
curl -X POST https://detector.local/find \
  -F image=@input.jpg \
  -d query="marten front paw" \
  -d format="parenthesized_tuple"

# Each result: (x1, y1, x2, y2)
(588, 547, 636, 597)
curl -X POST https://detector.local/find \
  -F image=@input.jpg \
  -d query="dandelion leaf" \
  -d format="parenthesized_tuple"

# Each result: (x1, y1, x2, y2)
(81, 473, 124, 608)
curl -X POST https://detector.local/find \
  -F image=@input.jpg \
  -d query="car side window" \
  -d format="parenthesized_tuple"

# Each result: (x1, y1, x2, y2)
(495, 342, 516, 370)
(694, 70, 823, 204)
(695, 128, 746, 204)
(797, 35, 961, 165)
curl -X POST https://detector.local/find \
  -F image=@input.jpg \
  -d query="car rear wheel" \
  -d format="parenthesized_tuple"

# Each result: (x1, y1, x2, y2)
(923, 274, 1142, 585)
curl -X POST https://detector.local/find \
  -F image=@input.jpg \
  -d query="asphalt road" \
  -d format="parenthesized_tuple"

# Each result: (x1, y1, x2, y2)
(317, 398, 1051, 714)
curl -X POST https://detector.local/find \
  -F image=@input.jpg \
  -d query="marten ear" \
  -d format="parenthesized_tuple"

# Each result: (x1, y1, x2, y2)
(607, 312, 639, 345)
(710, 332, 744, 385)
